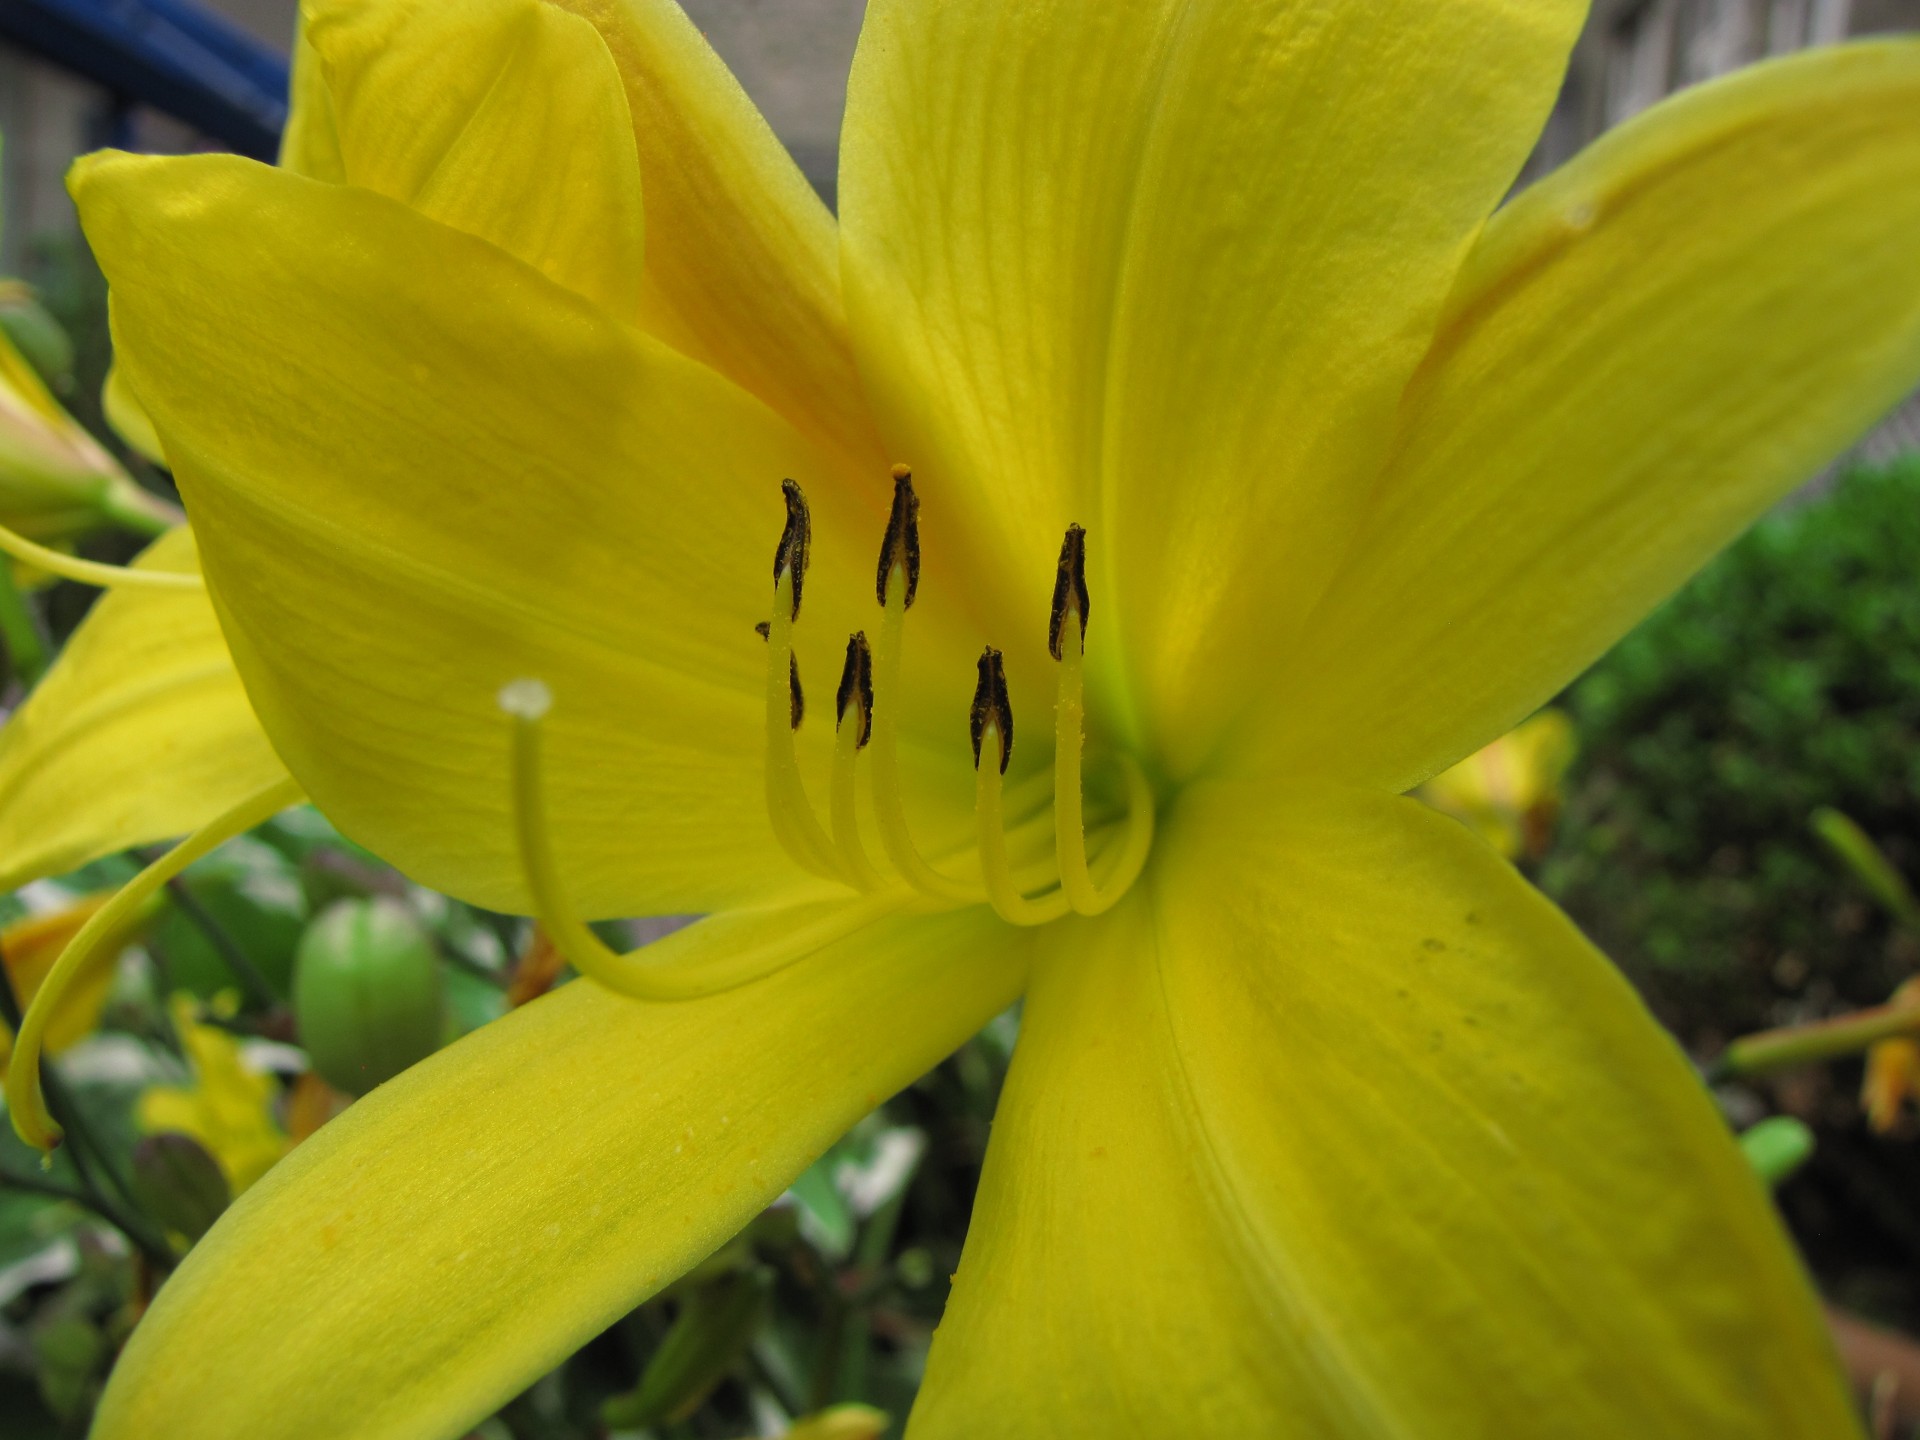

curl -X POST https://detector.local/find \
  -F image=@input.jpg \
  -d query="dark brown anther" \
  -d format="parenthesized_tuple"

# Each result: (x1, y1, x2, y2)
(875, 465, 922, 609)
(1048, 523, 1090, 661)
(774, 479, 811, 620)
(834, 631, 875, 747)
(789, 655, 805, 730)
(969, 646, 1013, 774)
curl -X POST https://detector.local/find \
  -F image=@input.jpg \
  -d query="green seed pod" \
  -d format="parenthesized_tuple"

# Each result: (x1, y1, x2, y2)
(129, 1132, 230, 1243)
(293, 897, 444, 1097)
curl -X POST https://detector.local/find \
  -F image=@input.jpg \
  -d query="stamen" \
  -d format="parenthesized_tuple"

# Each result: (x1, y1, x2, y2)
(867, 467, 981, 902)
(0, 521, 203, 591)
(830, 632, 882, 889)
(875, 465, 920, 609)
(4, 774, 305, 1154)
(971, 648, 1068, 926)
(1049, 523, 1155, 916)
(762, 484, 844, 882)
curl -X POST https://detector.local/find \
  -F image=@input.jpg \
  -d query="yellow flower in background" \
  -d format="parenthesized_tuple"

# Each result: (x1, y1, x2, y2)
(1419, 709, 1576, 860)
(137, 995, 288, 1196)
(0, 890, 151, 1066)
(20, 0, 1920, 1435)
(1862, 978, 1920, 1134)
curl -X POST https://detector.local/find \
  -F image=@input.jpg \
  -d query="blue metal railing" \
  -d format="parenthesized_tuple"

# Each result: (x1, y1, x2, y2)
(0, 0, 288, 158)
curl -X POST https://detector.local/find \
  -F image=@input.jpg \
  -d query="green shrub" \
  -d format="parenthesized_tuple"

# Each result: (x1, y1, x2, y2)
(1541, 456, 1920, 1034)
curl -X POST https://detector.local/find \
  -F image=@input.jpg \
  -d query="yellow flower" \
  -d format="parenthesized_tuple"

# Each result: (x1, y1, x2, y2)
(22, 0, 1920, 1434)
(0, 890, 150, 1066)
(1418, 709, 1575, 860)
(136, 995, 288, 1196)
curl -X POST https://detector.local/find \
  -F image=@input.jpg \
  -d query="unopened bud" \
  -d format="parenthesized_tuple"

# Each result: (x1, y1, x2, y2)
(293, 898, 444, 1097)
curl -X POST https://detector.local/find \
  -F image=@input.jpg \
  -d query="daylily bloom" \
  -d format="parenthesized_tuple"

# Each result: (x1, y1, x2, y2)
(1418, 708, 1574, 860)
(11, 0, 1920, 1434)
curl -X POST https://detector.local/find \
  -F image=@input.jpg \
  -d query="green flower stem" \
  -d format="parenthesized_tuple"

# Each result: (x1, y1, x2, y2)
(1710, 1002, 1920, 1082)
(0, 558, 48, 686)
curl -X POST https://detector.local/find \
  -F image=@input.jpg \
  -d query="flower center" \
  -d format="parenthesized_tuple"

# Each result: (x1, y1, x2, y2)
(759, 468, 1154, 927)
(494, 468, 1156, 1006)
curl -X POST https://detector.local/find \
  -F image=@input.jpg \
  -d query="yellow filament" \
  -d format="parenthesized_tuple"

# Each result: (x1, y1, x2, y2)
(4, 775, 304, 1153)
(830, 715, 883, 889)
(1088, 751, 1158, 909)
(764, 571, 845, 882)
(0, 520, 203, 590)
(1053, 630, 1158, 915)
(975, 724, 1070, 927)
(870, 581, 980, 902)
(1053, 623, 1102, 914)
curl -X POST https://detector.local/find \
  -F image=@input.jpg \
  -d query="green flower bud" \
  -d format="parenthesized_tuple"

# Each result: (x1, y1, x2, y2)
(129, 1131, 231, 1242)
(293, 898, 444, 1097)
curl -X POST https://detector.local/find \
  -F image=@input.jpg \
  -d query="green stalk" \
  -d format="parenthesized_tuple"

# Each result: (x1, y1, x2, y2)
(1710, 1002, 1920, 1082)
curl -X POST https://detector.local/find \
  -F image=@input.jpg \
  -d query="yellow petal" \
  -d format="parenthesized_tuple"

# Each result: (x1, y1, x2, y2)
(0, 318, 128, 532)
(839, 0, 1583, 749)
(550, 0, 889, 482)
(101, 361, 165, 468)
(0, 892, 148, 1063)
(279, 9, 345, 184)
(75, 153, 976, 917)
(94, 904, 1031, 1440)
(138, 995, 288, 1194)
(309, 0, 646, 319)
(912, 782, 1852, 1437)
(1252, 41, 1920, 791)
(0, 527, 287, 890)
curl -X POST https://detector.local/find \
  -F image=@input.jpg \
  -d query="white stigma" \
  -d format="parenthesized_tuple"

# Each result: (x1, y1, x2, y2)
(497, 677, 553, 721)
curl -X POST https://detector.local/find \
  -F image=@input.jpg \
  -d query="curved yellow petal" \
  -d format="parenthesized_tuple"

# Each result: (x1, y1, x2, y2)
(0, 318, 131, 535)
(74, 152, 977, 918)
(1251, 41, 1920, 792)
(839, 0, 1582, 752)
(94, 903, 1031, 1440)
(279, 7, 345, 184)
(911, 782, 1852, 1438)
(101, 361, 165, 468)
(309, 0, 646, 320)
(550, 0, 890, 484)
(0, 891, 150, 1064)
(0, 527, 287, 890)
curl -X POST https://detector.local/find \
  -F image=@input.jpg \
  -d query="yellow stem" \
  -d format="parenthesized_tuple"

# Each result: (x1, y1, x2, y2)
(976, 726, 1069, 927)
(4, 775, 304, 1153)
(870, 584, 979, 902)
(0, 520, 202, 590)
